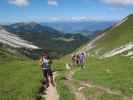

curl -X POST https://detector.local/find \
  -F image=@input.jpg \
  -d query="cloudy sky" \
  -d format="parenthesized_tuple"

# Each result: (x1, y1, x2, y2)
(0, 0, 133, 23)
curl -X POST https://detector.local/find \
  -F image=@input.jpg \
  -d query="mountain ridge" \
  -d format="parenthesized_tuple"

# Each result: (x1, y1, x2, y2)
(2, 22, 90, 58)
(80, 14, 133, 58)
(43, 21, 115, 34)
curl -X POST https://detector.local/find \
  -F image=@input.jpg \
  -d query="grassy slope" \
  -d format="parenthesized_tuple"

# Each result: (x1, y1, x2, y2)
(0, 49, 42, 100)
(84, 87, 122, 100)
(52, 15, 133, 100)
(56, 71, 75, 100)
(91, 14, 133, 54)
(53, 57, 75, 100)
(53, 54, 133, 99)
(74, 56, 133, 94)
(72, 15, 133, 99)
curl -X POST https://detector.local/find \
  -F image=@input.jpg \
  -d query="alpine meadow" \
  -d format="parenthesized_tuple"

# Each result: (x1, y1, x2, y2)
(0, 0, 133, 100)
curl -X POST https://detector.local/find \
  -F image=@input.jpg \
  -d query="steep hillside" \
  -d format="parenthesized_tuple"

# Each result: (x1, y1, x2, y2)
(3, 22, 89, 58)
(53, 14, 133, 100)
(81, 14, 133, 58)
(0, 26, 41, 59)
(0, 26, 39, 49)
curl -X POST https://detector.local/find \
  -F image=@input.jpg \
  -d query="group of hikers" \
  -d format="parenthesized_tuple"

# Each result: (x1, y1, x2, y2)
(39, 51, 87, 88)
(71, 52, 86, 69)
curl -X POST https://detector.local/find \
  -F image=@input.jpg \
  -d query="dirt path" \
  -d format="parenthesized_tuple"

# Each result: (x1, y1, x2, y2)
(65, 69, 86, 100)
(64, 68, 133, 100)
(44, 84, 59, 100)
(80, 80, 122, 96)
(36, 68, 133, 100)
(36, 72, 59, 100)
(44, 72, 59, 100)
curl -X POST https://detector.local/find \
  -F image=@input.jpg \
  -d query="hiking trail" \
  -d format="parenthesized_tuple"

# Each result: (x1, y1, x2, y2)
(36, 72, 59, 100)
(64, 68, 133, 100)
(36, 67, 133, 100)
(65, 69, 86, 100)
(44, 72, 59, 100)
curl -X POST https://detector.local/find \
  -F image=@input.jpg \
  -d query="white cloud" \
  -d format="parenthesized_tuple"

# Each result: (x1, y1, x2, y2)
(47, 16, 108, 22)
(102, 0, 133, 6)
(8, 0, 29, 6)
(48, 0, 58, 6)
(49, 16, 89, 22)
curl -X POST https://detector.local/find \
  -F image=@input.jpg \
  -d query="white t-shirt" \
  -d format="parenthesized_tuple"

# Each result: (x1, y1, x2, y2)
(42, 57, 49, 69)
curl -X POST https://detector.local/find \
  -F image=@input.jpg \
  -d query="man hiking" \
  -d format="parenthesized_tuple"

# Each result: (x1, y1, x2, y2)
(79, 52, 86, 69)
(72, 54, 77, 67)
(39, 52, 54, 88)
(76, 54, 80, 65)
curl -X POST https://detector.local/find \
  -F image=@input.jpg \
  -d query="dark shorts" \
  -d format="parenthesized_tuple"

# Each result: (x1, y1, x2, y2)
(42, 69, 53, 78)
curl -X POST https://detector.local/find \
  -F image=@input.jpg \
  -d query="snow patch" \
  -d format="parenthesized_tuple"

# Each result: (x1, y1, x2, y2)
(0, 28, 39, 49)
(103, 42, 133, 58)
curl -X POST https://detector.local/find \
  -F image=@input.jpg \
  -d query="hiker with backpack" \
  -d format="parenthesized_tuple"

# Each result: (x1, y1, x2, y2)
(79, 52, 86, 69)
(39, 52, 54, 88)
(76, 53, 80, 65)
(72, 54, 77, 67)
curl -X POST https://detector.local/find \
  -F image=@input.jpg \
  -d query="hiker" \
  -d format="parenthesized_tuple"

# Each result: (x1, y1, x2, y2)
(39, 52, 54, 88)
(76, 53, 80, 65)
(72, 54, 77, 67)
(79, 52, 86, 69)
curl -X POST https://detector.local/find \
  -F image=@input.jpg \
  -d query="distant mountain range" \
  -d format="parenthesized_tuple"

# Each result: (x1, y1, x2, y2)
(1, 22, 89, 58)
(43, 21, 115, 34)
(0, 14, 132, 59)
(3, 22, 63, 36)
(0, 20, 118, 59)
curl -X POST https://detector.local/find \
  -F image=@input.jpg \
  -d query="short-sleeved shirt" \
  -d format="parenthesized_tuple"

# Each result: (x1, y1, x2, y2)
(42, 57, 50, 70)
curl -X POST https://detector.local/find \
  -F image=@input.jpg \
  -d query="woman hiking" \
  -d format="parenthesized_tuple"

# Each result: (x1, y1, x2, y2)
(72, 54, 77, 67)
(79, 52, 86, 69)
(39, 52, 54, 88)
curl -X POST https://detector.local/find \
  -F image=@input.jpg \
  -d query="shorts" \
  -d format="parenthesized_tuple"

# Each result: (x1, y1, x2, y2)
(42, 69, 53, 78)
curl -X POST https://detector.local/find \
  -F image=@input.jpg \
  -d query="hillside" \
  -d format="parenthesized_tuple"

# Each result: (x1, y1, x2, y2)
(81, 14, 133, 58)
(0, 26, 39, 49)
(52, 14, 133, 100)
(0, 26, 41, 59)
(0, 14, 133, 100)
(0, 48, 42, 100)
(3, 22, 89, 58)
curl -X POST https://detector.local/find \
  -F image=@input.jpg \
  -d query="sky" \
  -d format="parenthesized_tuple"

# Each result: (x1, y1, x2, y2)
(0, 0, 133, 23)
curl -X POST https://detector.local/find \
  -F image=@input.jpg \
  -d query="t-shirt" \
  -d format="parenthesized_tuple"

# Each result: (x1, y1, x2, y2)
(80, 54, 85, 62)
(42, 57, 50, 70)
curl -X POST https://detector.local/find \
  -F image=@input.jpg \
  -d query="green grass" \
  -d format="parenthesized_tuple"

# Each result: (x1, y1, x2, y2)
(74, 56, 133, 95)
(53, 37, 74, 42)
(84, 87, 122, 100)
(56, 71, 75, 100)
(53, 57, 75, 100)
(53, 56, 71, 71)
(100, 93, 121, 100)
(91, 14, 133, 54)
(0, 50, 42, 100)
(0, 48, 75, 100)
(84, 88, 102, 100)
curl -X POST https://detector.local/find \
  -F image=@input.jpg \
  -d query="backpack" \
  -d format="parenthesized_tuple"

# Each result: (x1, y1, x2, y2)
(39, 57, 43, 66)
